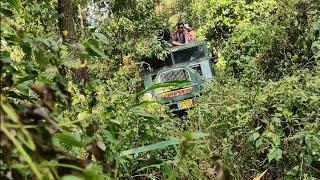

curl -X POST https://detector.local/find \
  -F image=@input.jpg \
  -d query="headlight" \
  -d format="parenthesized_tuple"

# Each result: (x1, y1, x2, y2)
(142, 92, 153, 101)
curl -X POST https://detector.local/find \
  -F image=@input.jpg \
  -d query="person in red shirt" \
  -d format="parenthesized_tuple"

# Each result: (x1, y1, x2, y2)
(185, 24, 196, 41)
(172, 22, 190, 46)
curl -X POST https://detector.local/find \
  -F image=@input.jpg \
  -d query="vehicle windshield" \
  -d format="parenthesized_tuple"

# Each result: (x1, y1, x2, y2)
(143, 55, 173, 70)
(159, 68, 190, 83)
(173, 45, 205, 64)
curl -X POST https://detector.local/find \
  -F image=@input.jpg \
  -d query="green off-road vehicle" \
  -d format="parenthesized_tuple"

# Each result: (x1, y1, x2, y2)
(143, 41, 214, 111)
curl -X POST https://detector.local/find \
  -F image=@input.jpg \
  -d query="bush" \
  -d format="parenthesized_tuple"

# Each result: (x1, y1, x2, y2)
(222, 22, 285, 80)
(188, 70, 320, 179)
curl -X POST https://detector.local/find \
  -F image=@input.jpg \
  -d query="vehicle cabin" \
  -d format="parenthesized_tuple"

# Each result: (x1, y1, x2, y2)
(143, 41, 214, 111)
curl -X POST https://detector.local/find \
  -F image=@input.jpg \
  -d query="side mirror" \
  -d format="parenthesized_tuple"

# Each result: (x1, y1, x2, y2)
(140, 61, 153, 73)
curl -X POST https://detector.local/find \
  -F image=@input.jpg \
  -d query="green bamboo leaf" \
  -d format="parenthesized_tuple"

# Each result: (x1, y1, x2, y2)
(1, 98, 36, 151)
(36, 37, 50, 47)
(1, 100, 19, 123)
(132, 112, 158, 120)
(43, 161, 85, 172)
(1, 125, 42, 179)
(136, 80, 191, 98)
(6, 34, 21, 43)
(61, 175, 83, 180)
(120, 138, 181, 156)
(190, 132, 210, 139)
(55, 132, 84, 147)
(84, 165, 103, 180)
(208, 122, 227, 129)
(87, 44, 106, 58)
(93, 33, 108, 44)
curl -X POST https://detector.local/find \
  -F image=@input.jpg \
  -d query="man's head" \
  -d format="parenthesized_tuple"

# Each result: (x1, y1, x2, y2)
(177, 22, 184, 33)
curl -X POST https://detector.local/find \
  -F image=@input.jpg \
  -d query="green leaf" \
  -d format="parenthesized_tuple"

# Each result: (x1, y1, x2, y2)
(93, 33, 108, 45)
(286, 165, 299, 177)
(313, 20, 320, 31)
(136, 80, 191, 98)
(1, 101, 19, 123)
(36, 37, 50, 47)
(48, 38, 59, 52)
(120, 138, 181, 156)
(16, 80, 32, 95)
(5, 91, 32, 101)
(87, 44, 106, 58)
(77, 111, 90, 121)
(248, 132, 260, 142)
(55, 132, 84, 147)
(133, 112, 158, 121)
(61, 175, 83, 180)
(255, 138, 262, 147)
(102, 130, 114, 142)
(6, 34, 21, 44)
(208, 122, 227, 129)
(267, 147, 282, 162)
(11, 0, 21, 10)
(43, 160, 85, 172)
(84, 165, 103, 180)
(190, 132, 210, 139)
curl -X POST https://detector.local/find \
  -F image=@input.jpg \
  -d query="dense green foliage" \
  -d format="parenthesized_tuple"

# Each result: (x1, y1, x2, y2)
(189, 71, 320, 179)
(1, 0, 319, 179)
(186, 0, 320, 179)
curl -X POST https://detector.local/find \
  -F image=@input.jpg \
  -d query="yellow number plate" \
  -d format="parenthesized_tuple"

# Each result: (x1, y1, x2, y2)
(179, 99, 193, 109)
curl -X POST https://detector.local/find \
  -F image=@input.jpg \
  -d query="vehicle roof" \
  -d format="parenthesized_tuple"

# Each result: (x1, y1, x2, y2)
(143, 41, 208, 76)
(171, 41, 206, 53)
(145, 57, 208, 75)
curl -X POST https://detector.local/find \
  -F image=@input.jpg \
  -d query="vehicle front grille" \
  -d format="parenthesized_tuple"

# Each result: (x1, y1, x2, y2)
(159, 68, 190, 82)
(161, 86, 193, 98)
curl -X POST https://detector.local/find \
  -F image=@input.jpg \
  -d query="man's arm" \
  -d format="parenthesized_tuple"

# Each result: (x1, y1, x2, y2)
(171, 33, 183, 46)
(184, 31, 190, 44)
(172, 41, 184, 46)
(171, 32, 188, 46)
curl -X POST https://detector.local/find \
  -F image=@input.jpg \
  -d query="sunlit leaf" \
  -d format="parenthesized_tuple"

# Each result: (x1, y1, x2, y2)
(55, 132, 84, 147)
(36, 37, 50, 47)
(267, 147, 282, 162)
(93, 33, 108, 45)
(248, 132, 260, 142)
(87, 44, 106, 58)
(136, 80, 191, 98)
(84, 164, 103, 180)
(190, 132, 210, 139)
(61, 175, 83, 180)
(1, 100, 19, 123)
(120, 138, 181, 156)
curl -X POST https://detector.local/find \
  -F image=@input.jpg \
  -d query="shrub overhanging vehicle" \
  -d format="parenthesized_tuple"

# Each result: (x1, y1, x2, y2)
(142, 41, 214, 111)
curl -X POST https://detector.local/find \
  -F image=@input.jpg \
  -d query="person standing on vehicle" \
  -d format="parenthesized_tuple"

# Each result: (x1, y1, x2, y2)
(172, 22, 190, 46)
(161, 28, 171, 41)
(185, 24, 196, 41)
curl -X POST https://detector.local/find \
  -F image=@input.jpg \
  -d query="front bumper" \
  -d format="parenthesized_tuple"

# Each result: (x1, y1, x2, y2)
(165, 97, 199, 111)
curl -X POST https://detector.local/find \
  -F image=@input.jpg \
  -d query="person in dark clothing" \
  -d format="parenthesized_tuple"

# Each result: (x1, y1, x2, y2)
(161, 28, 171, 41)
(172, 22, 190, 46)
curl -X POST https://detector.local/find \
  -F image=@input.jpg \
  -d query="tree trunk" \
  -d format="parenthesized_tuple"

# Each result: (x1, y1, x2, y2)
(57, 0, 89, 95)
(57, 0, 77, 42)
